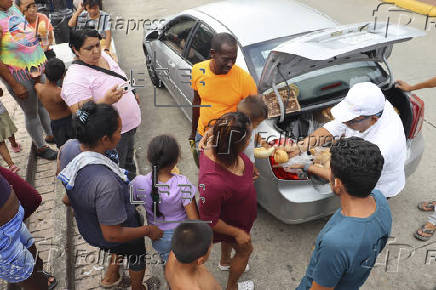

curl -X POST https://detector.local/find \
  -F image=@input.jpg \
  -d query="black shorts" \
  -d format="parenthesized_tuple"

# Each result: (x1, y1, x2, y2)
(100, 237, 147, 271)
(50, 115, 75, 148)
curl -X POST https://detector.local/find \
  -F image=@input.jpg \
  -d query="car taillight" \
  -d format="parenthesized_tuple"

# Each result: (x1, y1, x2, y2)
(268, 138, 308, 180)
(408, 94, 425, 139)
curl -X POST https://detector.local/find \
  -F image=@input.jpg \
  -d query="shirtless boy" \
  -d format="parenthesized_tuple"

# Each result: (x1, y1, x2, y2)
(35, 58, 74, 148)
(165, 223, 221, 290)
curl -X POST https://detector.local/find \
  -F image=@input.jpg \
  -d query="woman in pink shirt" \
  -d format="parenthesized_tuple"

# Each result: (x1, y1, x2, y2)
(61, 29, 141, 179)
(199, 112, 257, 290)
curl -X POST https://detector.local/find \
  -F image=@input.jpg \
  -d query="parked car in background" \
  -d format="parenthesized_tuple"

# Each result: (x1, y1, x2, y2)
(143, 0, 425, 224)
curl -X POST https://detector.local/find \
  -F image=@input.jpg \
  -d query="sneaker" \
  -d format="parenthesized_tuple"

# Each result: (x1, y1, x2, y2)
(238, 280, 254, 290)
(36, 146, 58, 160)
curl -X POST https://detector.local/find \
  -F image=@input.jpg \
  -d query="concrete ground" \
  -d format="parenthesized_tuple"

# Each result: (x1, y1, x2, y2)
(69, 0, 435, 289)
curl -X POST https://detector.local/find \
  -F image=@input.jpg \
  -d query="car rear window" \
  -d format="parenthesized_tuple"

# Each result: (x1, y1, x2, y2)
(285, 61, 387, 105)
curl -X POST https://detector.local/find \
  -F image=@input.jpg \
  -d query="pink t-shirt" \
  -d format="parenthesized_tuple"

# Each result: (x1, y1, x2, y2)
(61, 52, 141, 133)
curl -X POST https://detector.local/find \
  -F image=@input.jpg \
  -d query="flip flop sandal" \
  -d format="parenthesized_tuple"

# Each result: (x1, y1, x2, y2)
(8, 164, 20, 174)
(11, 143, 22, 153)
(100, 275, 122, 288)
(418, 201, 436, 212)
(238, 280, 254, 290)
(218, 263, 250, 272)
(144, 276, 160, 290)
(414, 224, 436, 241)
(41, 271, 58, 290)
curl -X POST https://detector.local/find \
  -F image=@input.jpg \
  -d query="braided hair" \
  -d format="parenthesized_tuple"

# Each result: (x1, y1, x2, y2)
(147, 135, 181, 218)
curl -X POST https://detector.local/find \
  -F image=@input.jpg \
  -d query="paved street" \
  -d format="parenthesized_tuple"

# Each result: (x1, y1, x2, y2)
(105, 0, 436, 289)
(0, 0, 435, 289)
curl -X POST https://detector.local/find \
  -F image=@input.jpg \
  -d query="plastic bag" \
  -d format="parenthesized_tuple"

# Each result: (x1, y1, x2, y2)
(279, 152, 313, 167)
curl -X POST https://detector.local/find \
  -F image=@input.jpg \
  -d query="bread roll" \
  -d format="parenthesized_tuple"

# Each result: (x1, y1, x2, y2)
(274, 149, 289, 163)
(254, 147, 275, 159)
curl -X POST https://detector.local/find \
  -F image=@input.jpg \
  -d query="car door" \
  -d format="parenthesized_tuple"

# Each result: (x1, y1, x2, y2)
(174, 22, 215, 121)
(153, 16, 197, 103)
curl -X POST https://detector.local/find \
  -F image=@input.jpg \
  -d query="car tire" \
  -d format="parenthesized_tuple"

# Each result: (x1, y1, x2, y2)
(145, 49, 164, 88)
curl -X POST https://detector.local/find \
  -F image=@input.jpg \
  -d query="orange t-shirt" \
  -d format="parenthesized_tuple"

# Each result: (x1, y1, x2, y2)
(192, 60, 257, 135)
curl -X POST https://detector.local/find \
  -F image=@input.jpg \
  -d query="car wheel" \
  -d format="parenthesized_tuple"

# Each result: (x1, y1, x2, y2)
(145, 49, 164, 88)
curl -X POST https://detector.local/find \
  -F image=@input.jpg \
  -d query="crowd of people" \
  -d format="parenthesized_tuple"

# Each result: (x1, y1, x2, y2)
(0, 0, 435, 289)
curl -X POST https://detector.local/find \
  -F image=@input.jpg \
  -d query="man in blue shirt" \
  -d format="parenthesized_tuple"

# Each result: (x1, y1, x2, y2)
(297, 137, 392, 290)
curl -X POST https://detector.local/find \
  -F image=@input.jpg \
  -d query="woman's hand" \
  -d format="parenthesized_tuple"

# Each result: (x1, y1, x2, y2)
(103, 85, 124, 105)
(77, 2, 85, 13)
(253, 167, 260, 180)
(235, 229, 251, 245)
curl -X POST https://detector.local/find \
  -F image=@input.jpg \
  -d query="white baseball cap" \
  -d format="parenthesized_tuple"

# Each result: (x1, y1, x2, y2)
(331, 82, 386, 123)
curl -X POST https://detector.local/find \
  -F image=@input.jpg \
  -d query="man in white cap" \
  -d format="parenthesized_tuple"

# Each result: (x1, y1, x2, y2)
(289, 82, 407, 198)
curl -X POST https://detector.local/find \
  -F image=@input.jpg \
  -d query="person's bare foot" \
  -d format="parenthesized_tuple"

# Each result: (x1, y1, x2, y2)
(100, 261, 121, 287)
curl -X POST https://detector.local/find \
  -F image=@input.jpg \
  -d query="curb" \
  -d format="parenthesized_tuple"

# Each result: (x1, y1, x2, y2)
(383, 0, 436, 16)
(52, 179, 73, 290)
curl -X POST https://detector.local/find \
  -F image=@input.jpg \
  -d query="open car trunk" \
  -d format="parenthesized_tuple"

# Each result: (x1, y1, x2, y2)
(275, 86, 413, 140)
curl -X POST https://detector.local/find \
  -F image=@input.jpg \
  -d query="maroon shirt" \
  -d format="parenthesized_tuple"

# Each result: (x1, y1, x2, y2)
(198, 152, 257, 243)
(0, 167, 41, 220)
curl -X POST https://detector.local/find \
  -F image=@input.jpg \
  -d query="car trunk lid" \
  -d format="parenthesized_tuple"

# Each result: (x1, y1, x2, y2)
(258, 22, 425, 93)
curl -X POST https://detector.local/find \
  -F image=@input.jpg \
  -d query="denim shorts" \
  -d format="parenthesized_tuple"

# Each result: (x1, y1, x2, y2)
(152, 229, 174, 263)
(0, 206, 35, 283)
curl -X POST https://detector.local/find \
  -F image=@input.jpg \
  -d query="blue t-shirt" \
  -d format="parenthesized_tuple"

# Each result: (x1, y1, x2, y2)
(297, 190, 392, 290)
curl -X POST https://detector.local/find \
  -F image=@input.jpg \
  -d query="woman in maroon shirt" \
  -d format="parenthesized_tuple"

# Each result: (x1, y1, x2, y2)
(199, 112, 257, 290)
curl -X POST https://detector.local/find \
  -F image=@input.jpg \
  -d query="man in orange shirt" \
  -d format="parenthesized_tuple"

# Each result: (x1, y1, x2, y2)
(189, 32, 257, 152)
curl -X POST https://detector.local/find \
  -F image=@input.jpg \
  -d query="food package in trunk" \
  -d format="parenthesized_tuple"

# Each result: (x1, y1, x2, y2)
(310, 147, 331, 168)
(262, 84, 301, 118)
(313, 106, 334, 124)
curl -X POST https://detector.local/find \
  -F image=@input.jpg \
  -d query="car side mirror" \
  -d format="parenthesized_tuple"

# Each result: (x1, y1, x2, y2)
(146, 30, 159, 40)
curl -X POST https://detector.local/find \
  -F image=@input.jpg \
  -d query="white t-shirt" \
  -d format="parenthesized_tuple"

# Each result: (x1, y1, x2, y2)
(323, 100, 406, 197)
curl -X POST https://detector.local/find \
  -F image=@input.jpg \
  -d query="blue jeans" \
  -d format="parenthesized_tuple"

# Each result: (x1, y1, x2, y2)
(152, 229, 174, 263)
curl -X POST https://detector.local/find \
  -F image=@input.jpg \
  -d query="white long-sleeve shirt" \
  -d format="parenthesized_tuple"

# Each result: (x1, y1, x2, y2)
(324, 100, 407, 197)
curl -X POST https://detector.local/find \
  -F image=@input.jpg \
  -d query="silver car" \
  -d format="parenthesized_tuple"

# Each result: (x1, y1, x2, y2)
(142, 0, 425, 224)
